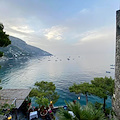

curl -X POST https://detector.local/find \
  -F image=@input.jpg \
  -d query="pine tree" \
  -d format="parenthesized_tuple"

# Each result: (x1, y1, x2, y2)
(69, 83, 92, 104)
(90, 77, 114, 113)
(29, 81, 59, 104)
(69, 77, 114, 113)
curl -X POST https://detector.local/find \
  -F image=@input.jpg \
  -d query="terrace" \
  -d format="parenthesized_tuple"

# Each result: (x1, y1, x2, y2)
(0, 89, 59, 120)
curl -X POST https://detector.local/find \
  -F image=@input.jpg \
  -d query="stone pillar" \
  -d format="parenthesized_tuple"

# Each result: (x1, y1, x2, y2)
(113, 10, 120, 119)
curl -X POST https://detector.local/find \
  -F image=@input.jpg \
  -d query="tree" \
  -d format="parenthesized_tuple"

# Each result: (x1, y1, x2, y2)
(57, 101, 106, 120)
(0, 23, 11, 90)
(69, 77, 114, 113)
(35, 97, 49, 108)
(90, 76, 114, 113)
(69, 83, 92, 104)
(0, 80, 2, 90)
(0, 23, 11, 47)
(0, 23, 11, 115)
(29, 81, 59, 104)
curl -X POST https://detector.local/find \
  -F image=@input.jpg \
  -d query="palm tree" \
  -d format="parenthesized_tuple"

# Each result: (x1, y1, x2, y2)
(57, 101, 106, 120)
(81, 103, 106, 120)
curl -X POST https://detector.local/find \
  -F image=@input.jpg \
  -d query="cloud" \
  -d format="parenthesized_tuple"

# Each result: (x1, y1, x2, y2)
(10, 26, 34, 34)
(81, 31, 106, 42)
(69, 26, 115, 55)
(2, 17, 35, 38)
(74, 26, 115, 45)
(0, 0, 117, 55)
(43, 26, 67, 40)
(79, 8, 89, 14)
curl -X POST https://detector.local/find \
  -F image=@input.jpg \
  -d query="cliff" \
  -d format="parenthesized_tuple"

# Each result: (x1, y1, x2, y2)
(0, 36, 52, 60)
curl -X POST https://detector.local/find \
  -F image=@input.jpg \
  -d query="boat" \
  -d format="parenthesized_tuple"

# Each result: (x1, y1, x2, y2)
(67, 58, 70, 60)
(110, 68, 115, 69)
(106, 71, 111, 73)
(110, 64, 115, 66)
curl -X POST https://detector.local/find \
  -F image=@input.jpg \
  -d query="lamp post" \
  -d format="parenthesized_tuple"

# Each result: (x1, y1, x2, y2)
(78, 96, 80, 100)
(78, 96, 80, 104)
(50, 101, 53, 109)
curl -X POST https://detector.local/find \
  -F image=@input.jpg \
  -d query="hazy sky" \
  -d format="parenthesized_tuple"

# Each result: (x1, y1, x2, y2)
(0, 0, 119, 55)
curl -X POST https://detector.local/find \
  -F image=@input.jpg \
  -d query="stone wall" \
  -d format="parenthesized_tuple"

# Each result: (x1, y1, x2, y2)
(113, 10, 120, 119)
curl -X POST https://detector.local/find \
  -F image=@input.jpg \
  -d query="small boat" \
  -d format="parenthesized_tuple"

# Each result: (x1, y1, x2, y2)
(106, 71, 111, 73)
(110, 68, 114, 69)
(110, 64, 115, 66)
(67, 58, 70, 60)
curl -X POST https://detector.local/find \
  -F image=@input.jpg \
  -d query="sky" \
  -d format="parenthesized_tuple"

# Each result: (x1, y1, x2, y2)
(0, 0, 119, 55)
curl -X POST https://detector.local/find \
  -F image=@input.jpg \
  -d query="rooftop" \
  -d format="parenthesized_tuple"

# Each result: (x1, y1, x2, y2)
(0, 89, 31, 109)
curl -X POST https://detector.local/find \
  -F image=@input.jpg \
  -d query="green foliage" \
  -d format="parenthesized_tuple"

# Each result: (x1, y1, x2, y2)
(69, 83, 81, 94)
(0, 87, 2, 90)
(69, 82, 93, 95)
(0, 79, 2, 90)
(0, 23, 4, 30)
(0, 102, 15, 115)
(67, 101, 82, 119)
(0, 23, 11, 47)
(91, 76, 114, 97)
(69, 82, 92, 104)
(0, 51, 3, 57)
(81, 103, 106, 120)
(29, 81, 59, 104)
(0, 23, 11, 115)
(57, 101, 106, 120)
(69, 77, 114, 113)
(94, 102, 103, 109)
(35, 97, 49, 108)
(0, 23, 11, 91)
(0, 79, 1, 99)
(91, 77, 114, 112)
(58, 109, 74, 120)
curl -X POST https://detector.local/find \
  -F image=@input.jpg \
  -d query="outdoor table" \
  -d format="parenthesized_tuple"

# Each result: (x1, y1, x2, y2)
(29, 111, 38, 120)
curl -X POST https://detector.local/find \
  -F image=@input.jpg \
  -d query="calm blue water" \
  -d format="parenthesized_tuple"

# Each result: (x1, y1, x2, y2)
(0, 54, 115, 107)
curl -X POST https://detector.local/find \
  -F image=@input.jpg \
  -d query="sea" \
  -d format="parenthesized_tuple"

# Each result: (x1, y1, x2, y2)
(0, 54, 115, 107)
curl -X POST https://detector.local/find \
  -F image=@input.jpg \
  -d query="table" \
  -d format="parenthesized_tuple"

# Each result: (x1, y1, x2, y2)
(30, 111, 38, 120)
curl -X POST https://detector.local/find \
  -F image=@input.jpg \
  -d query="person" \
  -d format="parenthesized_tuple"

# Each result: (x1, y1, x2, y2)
(63, 105, 67, 110)
(49, 103, 53, 109)
(73, 100, 76, 104)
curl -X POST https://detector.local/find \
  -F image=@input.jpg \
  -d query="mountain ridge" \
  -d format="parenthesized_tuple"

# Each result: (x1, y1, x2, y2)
(0, 36, 52, 60)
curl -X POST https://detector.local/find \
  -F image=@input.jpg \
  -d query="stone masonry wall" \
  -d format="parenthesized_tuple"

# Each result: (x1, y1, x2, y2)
(113, 10, 120, 119)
